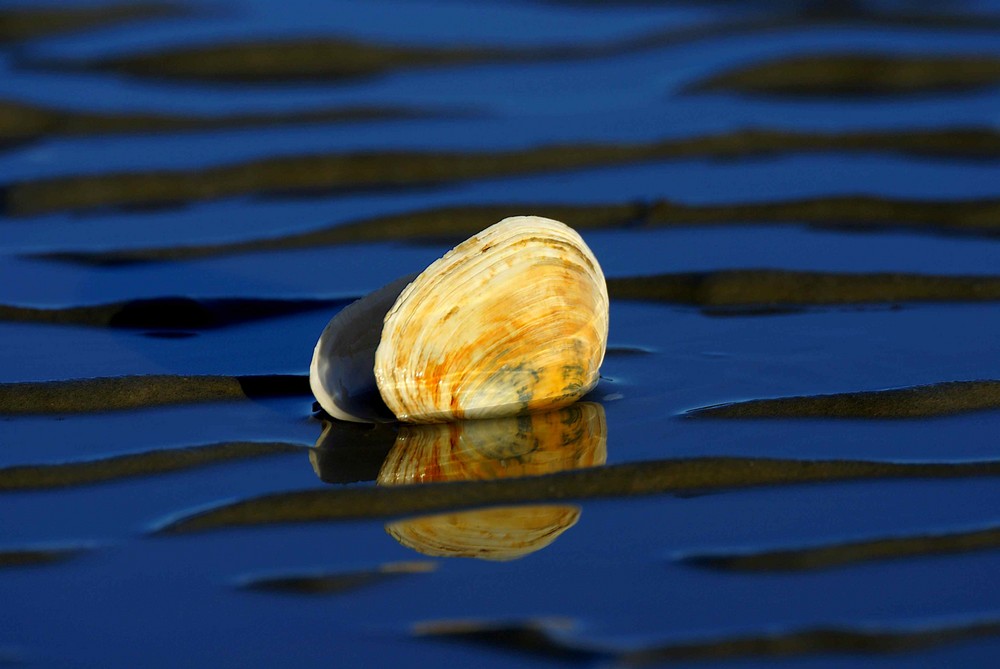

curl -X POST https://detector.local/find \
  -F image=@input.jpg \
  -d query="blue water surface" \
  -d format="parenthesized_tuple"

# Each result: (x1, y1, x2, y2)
(1, 0, 998, 667)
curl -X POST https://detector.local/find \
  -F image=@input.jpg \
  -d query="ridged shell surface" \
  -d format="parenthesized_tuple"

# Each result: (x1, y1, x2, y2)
(374, 216, 608, 423)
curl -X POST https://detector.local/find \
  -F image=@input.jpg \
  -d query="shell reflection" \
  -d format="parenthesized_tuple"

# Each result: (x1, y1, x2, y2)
(377, 402, 607, 560)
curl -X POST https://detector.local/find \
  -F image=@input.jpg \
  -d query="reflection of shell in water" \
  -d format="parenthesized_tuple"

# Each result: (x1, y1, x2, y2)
(378, 403, 607, 560)
(310, 216, 608, 423)
(378, 403, 607, 484)
(385, 506, 581, 562)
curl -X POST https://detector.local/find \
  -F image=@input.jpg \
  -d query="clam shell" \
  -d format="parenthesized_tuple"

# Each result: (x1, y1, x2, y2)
(310, 215, 608, 423)
(378, 403, 606, 560)
(374, 216, 608, 422)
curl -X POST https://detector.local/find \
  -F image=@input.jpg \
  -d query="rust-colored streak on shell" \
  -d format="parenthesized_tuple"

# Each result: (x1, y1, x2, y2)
(377, 403, 607, 560)
(374, 216, 608, 423)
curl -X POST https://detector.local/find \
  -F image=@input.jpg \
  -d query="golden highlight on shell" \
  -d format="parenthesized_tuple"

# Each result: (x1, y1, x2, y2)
(310, 216, 609, 423)
(378, 403, 607, 560)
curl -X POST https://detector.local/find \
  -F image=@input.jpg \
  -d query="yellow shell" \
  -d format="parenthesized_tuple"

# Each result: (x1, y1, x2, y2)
(377, 403, 607, 560)
(310, 216, 608, 423)
(375, 216, 608, 422)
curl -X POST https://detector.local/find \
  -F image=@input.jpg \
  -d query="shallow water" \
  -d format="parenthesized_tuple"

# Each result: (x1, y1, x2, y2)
(1, 1, 999, 667)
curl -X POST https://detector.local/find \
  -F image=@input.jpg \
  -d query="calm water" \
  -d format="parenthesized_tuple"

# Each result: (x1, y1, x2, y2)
(1, 0, 999, 667)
